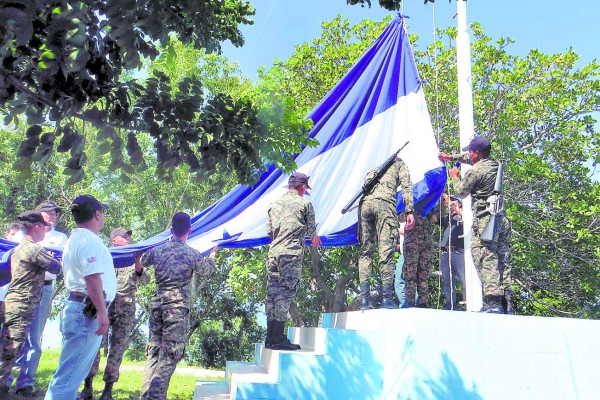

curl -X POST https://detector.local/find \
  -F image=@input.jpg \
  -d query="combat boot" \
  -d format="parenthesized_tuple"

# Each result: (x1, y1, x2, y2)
(265, 321, 300, 351)
(265, 320, 274, 347)
(99, 382, 114, 400)
(380, 284, 397, 309)
(359, 281, 374, 310)
(480, 295, 505, 314)
(77, 377, 93, 400)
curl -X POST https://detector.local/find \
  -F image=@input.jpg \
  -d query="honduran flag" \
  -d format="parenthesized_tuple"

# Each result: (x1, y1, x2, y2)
(0, 16, 446, 282)
(184, 16, 446, 253)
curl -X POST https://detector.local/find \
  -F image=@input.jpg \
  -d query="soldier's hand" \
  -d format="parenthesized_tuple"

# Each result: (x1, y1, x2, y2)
(95, 311, 109, 336)
(405, 213, 415, 230)
(438, 152, 453, 162)
(448, 167, 460, 179)
(311, 235, 322, 247)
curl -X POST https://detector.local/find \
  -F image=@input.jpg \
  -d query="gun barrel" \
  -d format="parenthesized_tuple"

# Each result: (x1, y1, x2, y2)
(494, 163, 503, 193)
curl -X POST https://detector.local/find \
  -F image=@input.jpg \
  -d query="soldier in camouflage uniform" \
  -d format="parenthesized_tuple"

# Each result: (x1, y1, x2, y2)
(440, 136, 512, 313)
(78, 228, 150, 400)
(265, 172, 321, 351)
(358, 158, 415, 310)
(0, 212, 60, 397)
(402, 206, 438, 308)
(139, 213, 217, 400)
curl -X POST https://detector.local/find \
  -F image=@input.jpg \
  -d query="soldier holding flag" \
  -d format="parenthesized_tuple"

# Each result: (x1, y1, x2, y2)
(439, 136, 512, 313)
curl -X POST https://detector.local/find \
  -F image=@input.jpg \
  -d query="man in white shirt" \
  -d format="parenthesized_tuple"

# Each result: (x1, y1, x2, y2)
(7, 203, 67, 396)
(45, 195, 117, 400)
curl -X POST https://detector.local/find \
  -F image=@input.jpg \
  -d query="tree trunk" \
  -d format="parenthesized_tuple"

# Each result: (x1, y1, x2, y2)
(288, 301, 304, 327)
(309, 247, 335, 311)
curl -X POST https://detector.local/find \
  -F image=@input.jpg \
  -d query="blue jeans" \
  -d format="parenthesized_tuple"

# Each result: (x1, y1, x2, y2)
(44, 300, 102, 400)
(440, 249, 466, 310)
(6, 283, 53, 389)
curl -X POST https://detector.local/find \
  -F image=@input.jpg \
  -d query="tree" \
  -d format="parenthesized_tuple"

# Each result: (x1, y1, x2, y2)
(227, 16, 600, 323)
(0, 1, 312, 185)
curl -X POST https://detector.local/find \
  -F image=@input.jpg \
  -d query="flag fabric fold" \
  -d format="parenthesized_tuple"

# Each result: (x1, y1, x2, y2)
(0, 16, 446, 284)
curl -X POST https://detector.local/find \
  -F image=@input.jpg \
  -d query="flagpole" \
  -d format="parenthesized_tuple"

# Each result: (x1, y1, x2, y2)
(456, 0, 483, 312)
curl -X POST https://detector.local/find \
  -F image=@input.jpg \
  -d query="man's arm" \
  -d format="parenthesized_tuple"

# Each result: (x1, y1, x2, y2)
(84, 273, 109, 335)
(34, 248, 61, 274)
(306, 203, 321, 246)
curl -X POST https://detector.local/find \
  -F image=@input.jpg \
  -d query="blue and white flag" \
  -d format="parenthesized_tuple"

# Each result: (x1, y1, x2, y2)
(185, 16, 446, 252)
(0, 16, 446, 283)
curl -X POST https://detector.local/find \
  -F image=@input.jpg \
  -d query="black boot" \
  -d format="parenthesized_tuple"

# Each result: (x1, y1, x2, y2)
(359, 281, 374, 310)
(503, 290, 514, 315)
(265, 320, 274, 346)
(99, 382, 114, 400)
(77, 377, 94, 400)
(481, 295, 505, 314)
(265, 321, 300, 351)
(380, 284, 397, 309)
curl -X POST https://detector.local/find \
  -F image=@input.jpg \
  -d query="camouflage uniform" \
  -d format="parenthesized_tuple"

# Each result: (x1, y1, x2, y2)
(452, 156, 512, 297)
(86, 265, 150, 382)
(403, 208, 438, 307)
(266, 191, 317, 321)
(358, 159, 414, 292)
(0, 238, 60, 382)
(139, 240, 214, 400)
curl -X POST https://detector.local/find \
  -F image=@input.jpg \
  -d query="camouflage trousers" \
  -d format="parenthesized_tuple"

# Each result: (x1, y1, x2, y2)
(0, 305, 35, 381)
(403, 234, 433, 307)
(472, 212, 512, 296)
(266, 254, 302, 321)
(87, 300, 136, 383)
(357, 199, 399, 288)
(140, 306, 188, 400)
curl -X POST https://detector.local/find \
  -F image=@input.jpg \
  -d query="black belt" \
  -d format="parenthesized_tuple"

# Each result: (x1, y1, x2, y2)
(44, 280, 54, 286)
(68, 292, 87, 303)
(441, 247, 464, 252)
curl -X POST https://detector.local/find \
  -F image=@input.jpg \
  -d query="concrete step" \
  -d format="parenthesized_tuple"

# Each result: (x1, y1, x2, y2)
(193, 381, 230, 400)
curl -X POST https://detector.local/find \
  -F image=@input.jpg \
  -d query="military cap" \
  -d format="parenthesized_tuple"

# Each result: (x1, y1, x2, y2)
(288, 172, 311, 189)
(18, 211, 50, 226)
(71, 194, 109, 212)
(462, 136, 491, 152)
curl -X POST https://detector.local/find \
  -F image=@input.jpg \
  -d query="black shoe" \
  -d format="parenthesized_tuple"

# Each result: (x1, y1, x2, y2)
(266, 337, 301, 351)
(380, 297, 397, 309)
(360, 296, 374, 310)
(77, 385, 93, 400)
(480, 295, 505, 314)
(0, 384, 10, 397)
(16, 386, 37, 398)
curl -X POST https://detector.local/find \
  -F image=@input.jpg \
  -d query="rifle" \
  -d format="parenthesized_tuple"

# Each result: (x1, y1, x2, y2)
(341, 141, 409, 214)
(478, 162, 504, 242)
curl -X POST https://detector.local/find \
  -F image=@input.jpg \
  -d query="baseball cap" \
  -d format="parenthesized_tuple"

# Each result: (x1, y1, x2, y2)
(35, 202, 62, 213)
(462, 136, 491, 152)
(110, 227, 132, 241)
(288, 172, 311, 189)
(449, 195, 463, 204)
(172, 212, 191, 236)
(71, 194, 109, 212)
(18, 211, 50, 226)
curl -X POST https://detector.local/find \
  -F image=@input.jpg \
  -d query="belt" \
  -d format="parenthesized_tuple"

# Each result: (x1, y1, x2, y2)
(441, 247, 464, 252)
(68, 292, 88, 303)
(44, 279, 54, 286)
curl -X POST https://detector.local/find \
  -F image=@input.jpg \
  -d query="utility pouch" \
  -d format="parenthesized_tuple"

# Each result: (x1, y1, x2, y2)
(82, 297, 98, 319)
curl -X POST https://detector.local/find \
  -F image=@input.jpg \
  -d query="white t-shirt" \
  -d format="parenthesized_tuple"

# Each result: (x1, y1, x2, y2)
(399, 222, 406, 255)
(62, 228, 116, 302)
(0, 283, 9, 302)
(12, 227, 67, 281)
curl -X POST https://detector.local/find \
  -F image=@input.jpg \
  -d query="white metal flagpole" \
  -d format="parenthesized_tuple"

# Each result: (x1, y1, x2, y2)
(455, 0, 483, 311)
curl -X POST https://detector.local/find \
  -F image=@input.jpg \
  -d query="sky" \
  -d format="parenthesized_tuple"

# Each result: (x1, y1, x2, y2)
(222, 0, 599, 79)
(42, 0, 598, 349)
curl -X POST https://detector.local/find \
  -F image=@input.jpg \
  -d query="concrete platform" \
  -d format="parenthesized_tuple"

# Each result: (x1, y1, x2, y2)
(195, 308, 600, 399)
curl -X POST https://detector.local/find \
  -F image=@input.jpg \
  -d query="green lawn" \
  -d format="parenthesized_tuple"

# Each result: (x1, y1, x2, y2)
(20, 348, 223, 399)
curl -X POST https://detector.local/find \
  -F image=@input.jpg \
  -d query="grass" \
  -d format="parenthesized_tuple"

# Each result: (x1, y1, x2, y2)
(17, 348, 224, 399)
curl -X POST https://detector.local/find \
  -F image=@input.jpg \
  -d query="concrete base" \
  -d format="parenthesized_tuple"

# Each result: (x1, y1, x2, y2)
(195, 309, 600, 399)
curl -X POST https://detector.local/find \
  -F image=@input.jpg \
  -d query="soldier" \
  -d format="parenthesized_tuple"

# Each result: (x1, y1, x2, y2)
(140, 213, 218, 400)
(78, 228, 150, 400)
(1, 224, 20, 330)
(358, 158, 415, 310)
(265, 172, 321, 351)
(439, 136, 512, 313)
(402, 206, 438, 308)
(8, 202, 68, 395)
(0, 212, 61, 397)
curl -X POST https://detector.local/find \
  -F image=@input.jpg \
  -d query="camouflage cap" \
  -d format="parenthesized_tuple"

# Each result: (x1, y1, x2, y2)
(288, 172, 311, 189)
